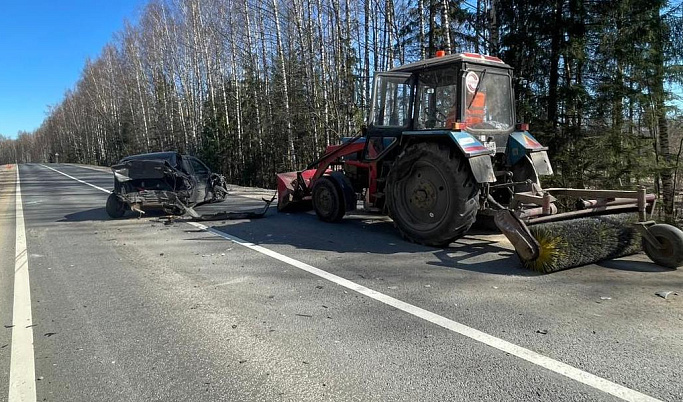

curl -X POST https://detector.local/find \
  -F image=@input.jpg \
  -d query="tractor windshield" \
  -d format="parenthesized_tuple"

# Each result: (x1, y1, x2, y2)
(462, 69, 513, 131)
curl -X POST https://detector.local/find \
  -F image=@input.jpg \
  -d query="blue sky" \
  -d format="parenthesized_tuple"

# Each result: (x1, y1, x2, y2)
(0, 0, 145, 139)
(0, 1, 679, 140)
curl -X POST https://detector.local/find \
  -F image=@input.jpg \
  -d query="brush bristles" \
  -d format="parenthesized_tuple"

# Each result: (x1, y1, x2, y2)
(523, 213, 641, 273)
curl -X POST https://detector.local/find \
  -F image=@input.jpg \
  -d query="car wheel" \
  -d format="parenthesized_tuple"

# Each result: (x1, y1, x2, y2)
(106, 193, 126, 218)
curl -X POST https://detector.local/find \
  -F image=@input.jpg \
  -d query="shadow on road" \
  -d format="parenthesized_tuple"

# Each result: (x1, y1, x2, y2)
(201, 210, 545, 276)
(58, 202, 664, 277)
(598, 259, 675, 273)
(428, 240, 536, 276)
(60, 207, 110, 222)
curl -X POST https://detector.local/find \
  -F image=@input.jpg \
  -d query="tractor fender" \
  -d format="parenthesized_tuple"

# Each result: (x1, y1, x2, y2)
(506, 131, 553, 176)
(401, 130, 496, 183)
(327, 171, 357, 212)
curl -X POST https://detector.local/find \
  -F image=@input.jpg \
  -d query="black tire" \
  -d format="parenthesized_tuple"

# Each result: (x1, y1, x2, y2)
(642, 224, 683, 268)
(106, 193, 126, 218)
(312, 176, 345, 223)
(386, 142, 481, 246)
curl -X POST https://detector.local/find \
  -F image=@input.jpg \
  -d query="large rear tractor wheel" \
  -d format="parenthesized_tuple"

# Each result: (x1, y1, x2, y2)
(312, 176, 345, 223)
(387, 142, 480, 246)
(106, 193, 126, 218)
(642, 224, 683, 268)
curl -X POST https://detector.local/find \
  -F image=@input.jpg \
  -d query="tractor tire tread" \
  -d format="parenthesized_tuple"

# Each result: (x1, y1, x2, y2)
(386, 142, 480, 247)
(312, 176, 345, 223)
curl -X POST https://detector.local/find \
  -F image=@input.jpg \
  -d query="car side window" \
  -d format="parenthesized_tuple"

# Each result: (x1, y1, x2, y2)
(189, 158, 209, 176)
(179, 157, 192, 174)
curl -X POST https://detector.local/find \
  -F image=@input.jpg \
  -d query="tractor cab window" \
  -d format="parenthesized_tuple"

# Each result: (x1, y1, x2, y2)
(370, 73, 413, 128)
(415, 68, 460, 129)
(462, 69, 513, 131)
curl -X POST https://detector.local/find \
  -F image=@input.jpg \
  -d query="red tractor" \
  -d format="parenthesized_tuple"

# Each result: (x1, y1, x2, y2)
(277, 52, 683, 272)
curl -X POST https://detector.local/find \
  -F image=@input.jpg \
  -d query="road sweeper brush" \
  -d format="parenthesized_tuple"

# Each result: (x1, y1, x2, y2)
(276, 52, 683, 272)
(492, 187, 683, 272)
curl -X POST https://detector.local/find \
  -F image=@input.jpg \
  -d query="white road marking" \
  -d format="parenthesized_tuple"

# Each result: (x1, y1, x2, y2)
(9, 166, 37, 402)
(187, 223, 661, 402)
(43, 168, 662, 402)
(62, 164, 112, 174)
(40, 164, 111, 193)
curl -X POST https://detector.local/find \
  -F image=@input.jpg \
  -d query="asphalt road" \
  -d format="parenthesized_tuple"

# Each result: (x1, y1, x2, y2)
(1, 163, 682, 402)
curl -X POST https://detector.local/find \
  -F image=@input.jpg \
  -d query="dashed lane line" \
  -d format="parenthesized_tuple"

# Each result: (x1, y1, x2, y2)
(40, 164, 111, 193)
(61, 164, 112, 174)
(9, 166, 37, 402)
(44, 165, 662, 402)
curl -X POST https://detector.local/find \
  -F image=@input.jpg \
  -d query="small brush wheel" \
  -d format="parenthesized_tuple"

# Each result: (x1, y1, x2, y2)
(642, 224, 683, 268)
(312, 176, 345, 223)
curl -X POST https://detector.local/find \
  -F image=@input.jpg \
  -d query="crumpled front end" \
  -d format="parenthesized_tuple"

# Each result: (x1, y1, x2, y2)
(111, 159, 195, 209)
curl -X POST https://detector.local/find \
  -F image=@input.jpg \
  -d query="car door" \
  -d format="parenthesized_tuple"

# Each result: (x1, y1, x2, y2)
(187, 156, 211, 202)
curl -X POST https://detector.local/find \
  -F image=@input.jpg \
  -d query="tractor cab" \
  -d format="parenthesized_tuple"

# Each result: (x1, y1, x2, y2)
(367, 53, 516, 156)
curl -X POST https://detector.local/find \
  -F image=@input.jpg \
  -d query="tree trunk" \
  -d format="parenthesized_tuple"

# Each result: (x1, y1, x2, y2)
(547, 0, 563, 129)
(418, 0, 426, 59)
(272, 0, 297, 169)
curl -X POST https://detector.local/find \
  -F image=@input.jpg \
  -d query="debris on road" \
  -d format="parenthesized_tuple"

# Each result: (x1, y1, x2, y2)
(44, 332, 57, 337)
(655, 291, 674, 299)
(536, 329, 548, 335)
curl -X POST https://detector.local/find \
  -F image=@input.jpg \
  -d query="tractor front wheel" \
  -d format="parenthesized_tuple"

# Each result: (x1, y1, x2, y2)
(312, 176, 345, 223)
(387, 142, 480, 247)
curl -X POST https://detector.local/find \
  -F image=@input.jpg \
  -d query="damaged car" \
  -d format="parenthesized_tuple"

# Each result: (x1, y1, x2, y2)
(106, 151, 228, 218)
